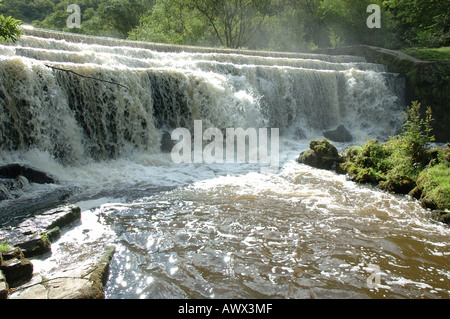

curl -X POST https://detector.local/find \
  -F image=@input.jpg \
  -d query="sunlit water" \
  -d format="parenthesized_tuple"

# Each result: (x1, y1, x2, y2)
(1, 30, 448, 299)
(26, 139, 450, 299)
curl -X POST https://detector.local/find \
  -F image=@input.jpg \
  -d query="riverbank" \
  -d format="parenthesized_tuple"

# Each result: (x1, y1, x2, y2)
(298, 138, 450, 224)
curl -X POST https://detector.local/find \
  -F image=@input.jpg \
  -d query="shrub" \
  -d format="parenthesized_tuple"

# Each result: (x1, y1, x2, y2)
(397, 101, 435, 169)
(415, 163, 450, 210)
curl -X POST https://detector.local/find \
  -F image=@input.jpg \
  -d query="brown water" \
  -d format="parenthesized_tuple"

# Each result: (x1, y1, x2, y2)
(3, 30, 447, 299)
(96, 161, 449, 299)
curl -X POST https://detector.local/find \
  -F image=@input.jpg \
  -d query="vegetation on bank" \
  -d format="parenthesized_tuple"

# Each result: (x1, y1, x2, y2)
(402, 47, 450, 63)
(338, 101, 449, 211)
(0, 0, 21, 43)
(0, 0, 449, 51)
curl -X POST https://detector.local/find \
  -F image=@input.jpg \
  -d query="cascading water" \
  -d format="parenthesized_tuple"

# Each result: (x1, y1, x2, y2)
(1, 29, 448, 299)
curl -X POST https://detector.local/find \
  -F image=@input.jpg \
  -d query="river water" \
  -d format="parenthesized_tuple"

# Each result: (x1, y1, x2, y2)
(0, 29, 448, 299)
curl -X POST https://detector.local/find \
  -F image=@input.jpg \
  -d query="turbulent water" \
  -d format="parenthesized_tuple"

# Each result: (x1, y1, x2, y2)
(0, 28, 448, 299)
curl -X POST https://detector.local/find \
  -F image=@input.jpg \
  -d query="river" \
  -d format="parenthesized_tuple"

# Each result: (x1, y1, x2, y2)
(0, 28, 448, 299)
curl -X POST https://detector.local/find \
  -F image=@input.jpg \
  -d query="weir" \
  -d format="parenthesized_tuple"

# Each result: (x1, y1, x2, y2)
(1, 29, 449, 300)
(0, 28, 405, 164)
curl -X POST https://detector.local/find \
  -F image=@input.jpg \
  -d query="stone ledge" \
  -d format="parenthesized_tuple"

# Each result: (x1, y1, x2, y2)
(0, 205, 81, 258)
(9, 245, 115, 299)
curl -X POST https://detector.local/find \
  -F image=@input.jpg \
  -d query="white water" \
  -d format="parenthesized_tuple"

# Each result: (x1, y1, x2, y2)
(1, 29, 448, 299)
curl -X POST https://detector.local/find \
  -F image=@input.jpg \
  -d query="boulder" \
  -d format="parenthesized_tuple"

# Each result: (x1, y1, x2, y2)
(0, 164, 57, 184)
(298, 139, 343, 170)
(323, 125, 353, 142)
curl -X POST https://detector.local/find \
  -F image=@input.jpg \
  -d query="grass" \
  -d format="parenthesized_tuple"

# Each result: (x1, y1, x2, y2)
(402, 47, 450, 63)
(416, 163, 450, 210)
(0, 241, 12, 252)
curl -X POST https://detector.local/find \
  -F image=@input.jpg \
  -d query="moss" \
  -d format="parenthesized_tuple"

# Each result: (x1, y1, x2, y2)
(0, 242, 12, 253)
(378, 173, 416, 194)
(402, 47, 450, 63)
(415, 163, 450, 210)
(438, 146, 450, 163)
(309, 139, 338, 159)
(299, 139, 342, 170)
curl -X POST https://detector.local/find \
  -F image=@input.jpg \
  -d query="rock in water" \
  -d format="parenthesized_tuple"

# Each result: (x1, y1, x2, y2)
(323, 125, 353, 142)
(298, 139, 343, 170)
(0, 164, 57, 184)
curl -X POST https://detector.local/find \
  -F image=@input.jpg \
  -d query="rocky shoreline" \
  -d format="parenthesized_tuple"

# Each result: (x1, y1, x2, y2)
(0, 204, 115, 299)
(298, 138, 450, 225)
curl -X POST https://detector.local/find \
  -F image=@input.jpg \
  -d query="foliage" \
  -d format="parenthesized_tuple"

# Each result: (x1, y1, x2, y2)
(0, 0, 448, 51)
(402, 47, 450, 63)
(383, 0, 450, 48)
(396, 101, 435, 168)
(0, 14, 21, 43)
(319, 0, 396, 48)
(0, 0, 22, 43)
(340, 101, 443, 200)
(415, 163, 450, 210)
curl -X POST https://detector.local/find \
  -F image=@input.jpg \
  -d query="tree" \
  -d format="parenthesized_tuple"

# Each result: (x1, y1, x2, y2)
(319, 0, 396, 48)
(289, 0, 331, 49)
(128, 0, 206, 45)
(0, 0, 22, 43)
(130, 0, 276, 49)
(190, 0, 275, 48)
(97, 0, 154, 38)
(384, 0, 450, 47)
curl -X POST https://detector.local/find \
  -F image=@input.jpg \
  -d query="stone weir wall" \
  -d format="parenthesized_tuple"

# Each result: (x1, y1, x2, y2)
(314, 45, 450, 143)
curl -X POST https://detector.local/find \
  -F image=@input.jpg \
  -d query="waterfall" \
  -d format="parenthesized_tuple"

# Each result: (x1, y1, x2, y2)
(0, 28, 405, 164)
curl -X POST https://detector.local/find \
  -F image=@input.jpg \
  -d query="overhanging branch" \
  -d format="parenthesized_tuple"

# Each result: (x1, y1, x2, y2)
(45, 64, 131, 92)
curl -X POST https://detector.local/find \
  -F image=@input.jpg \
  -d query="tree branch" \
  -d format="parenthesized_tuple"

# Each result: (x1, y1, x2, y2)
(45, 64, 131, 92)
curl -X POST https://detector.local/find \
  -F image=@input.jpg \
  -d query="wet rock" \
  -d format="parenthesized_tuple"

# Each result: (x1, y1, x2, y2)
(1, 247, 24, 261)
(0, 248, 34, 288)
(16, 233, 52, 258)
(430, 210, 450, 225)
(0, 270, 8, 299)
(0, 185, 77, 222)
(1, 257, 33, 288)
(10, 246, 116, 299)
(0, 164, 57, 184)
(298, 139, 343, 170)
(323, 125, 353, 142)
(0, 205, 81, 258)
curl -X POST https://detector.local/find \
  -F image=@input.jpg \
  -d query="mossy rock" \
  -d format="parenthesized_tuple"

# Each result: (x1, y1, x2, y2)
(309, 139, 339, 158)
(378, 175, 416, 194)
(415, 163, 450, 210)
(298, 139, 342, 170)
(430, 210, 450, 225)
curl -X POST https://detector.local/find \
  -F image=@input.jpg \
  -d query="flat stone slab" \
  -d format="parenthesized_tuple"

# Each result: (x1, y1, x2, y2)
(0, 205, 81, 257)
(9, 245, 115, 299)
